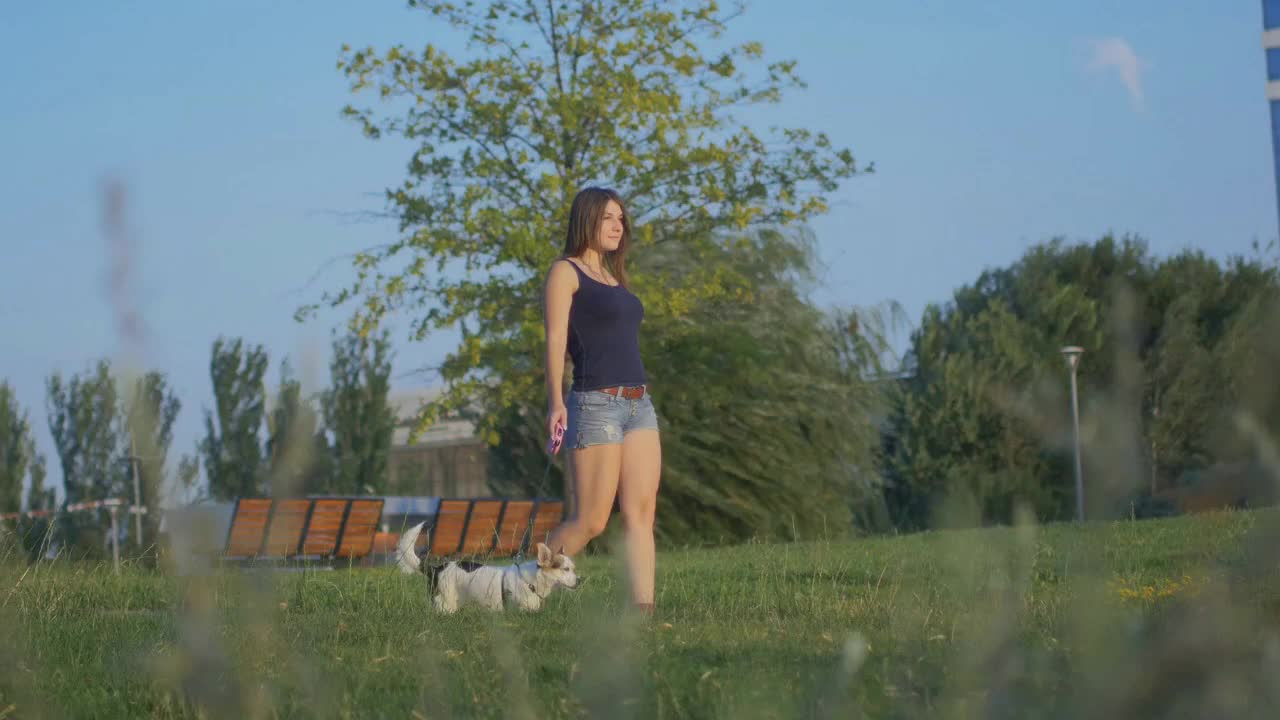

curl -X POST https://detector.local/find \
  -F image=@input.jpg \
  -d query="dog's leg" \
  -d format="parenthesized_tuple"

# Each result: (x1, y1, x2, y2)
(433, 566, 460, 614)
(433, 591, 457, 614)
(484, 576, 505, 611)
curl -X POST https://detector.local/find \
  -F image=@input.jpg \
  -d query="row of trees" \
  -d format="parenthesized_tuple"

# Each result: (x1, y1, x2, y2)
(881, 236, 1280, 531)
(199, 331, 397, 501)
(8, 231, 1275, 555)
(0, 330, 398, 559)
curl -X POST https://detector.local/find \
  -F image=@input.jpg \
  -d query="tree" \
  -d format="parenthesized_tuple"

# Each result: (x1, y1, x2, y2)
(18, 454, 55, 564)
(25, 453, 52, 512)
(1, 381, 35, 514)
(489, 228, 895, 545)
(304, 0, 867, 451)
(200, 337, 269, 501)
(121, 371, 181, 549)
(175, 453, 200, 504)
(1200, 259, 1280, 463)
(886, 237, 1139, 529)
(643, 231, 894, 543)
(266, 358, 329, 496)
(47, 360, 125, 505)
(1, 380, 52, 563)
(46, 359, 126, 558)
(1146, 292, 1220, 493)
(321, 330, 396, 495)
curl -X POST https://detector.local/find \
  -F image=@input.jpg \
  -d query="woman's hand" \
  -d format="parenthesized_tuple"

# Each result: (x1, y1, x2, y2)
(546, 401, 568, 454)
(547, 401, 568, 439)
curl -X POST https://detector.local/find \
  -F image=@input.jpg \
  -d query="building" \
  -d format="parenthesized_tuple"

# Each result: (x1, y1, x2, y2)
(1264, 1, 1280, 232)
(384, 388, 490, 497)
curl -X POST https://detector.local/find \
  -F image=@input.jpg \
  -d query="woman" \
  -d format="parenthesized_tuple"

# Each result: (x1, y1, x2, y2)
(541, 186, 662, 615)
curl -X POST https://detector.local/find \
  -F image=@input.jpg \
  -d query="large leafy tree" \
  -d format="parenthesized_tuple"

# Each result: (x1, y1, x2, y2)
(1152, 252, 1280, 474)
(305, 0, 867, 450)
(885, 238, 1133, 529)
(200, 337, 269, 501)
(488, 228, 896, 545)
(321, 330, 396, 495)
(631, 230, 892, 543)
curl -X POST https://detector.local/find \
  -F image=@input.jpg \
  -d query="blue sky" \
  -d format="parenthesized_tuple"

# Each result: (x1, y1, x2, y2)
(1, 1, 1274, 504)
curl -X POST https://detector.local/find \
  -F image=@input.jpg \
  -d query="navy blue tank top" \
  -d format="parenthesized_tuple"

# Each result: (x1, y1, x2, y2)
(565, 259, 647, 390)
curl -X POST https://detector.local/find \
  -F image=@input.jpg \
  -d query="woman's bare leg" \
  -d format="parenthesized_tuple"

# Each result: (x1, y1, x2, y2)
(543, 443, 622, 556)
(618, 429, 661, 606)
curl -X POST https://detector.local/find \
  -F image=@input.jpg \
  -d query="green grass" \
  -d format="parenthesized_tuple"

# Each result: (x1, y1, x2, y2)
(4, 510, 1280, 719)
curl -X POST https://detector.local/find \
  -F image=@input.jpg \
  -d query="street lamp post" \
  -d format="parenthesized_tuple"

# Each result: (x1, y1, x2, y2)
(130, 437, 143, 547)
(1061, 346, 1085, 522)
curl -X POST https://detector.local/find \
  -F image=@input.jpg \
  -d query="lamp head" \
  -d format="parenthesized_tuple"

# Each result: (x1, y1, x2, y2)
(1061, 345, 1084, 371)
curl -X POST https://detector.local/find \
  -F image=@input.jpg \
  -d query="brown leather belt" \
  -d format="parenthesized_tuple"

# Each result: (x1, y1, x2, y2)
(598, 385, 647, 400)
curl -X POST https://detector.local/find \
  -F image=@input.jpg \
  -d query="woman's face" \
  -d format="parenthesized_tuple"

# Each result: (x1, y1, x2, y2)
(596, 200, 625, 253)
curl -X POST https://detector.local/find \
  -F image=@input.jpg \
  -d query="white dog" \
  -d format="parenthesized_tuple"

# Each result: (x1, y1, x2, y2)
(394, 521, 581, 613)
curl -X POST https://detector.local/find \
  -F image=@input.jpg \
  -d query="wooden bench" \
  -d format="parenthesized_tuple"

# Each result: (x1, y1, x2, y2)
(411, 497, 565, 560)
(218, 496, 563, 566)
(220, 497, 385, 565)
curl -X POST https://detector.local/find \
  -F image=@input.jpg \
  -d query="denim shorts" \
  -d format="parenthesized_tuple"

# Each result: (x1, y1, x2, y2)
(566, 387, 660, 449)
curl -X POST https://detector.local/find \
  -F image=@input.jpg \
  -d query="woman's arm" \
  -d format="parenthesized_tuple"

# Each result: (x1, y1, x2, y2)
(544, 259, 577, 412)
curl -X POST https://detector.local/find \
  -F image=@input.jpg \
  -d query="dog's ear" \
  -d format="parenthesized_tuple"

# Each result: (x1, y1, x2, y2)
(536, 542, 553, 568)
(554, 545, 567, 568)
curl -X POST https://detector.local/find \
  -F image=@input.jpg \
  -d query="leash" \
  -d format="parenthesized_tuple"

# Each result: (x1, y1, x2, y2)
(501, 563, 542, 609)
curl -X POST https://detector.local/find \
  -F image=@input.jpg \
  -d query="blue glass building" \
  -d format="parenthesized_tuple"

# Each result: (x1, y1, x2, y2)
(1265, 1, 1280, 231)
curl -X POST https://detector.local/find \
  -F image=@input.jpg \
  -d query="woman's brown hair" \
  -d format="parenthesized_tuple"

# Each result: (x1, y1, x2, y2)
(561, 186, 631, 287)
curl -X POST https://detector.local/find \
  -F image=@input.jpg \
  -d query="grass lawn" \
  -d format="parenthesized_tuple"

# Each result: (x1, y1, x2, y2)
(3, 509, 1280, 719)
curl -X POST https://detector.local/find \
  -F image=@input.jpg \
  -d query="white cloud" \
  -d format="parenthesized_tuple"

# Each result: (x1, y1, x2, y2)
(1087, 37, 1148, 112)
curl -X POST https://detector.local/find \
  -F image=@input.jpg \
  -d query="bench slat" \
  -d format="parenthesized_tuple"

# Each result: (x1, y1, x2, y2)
(493, 500, 535, 555)
(224, 499, 273, 559)
(527, 500, 565, 552)
(459, 499, 505, 555)
(261, 499, 312, 558)
(427, 500, 472, 557)
(301, 499, 349, 557)
(335, 499, 384, 558)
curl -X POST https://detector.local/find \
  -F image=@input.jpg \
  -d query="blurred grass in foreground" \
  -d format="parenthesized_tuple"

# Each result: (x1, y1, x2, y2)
(2, 508, 1279, 719)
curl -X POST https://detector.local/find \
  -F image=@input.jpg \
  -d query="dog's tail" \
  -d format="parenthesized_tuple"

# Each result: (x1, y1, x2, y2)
(395, 522, 427, 575)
